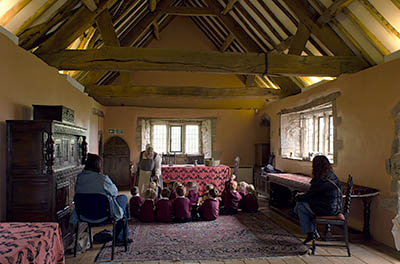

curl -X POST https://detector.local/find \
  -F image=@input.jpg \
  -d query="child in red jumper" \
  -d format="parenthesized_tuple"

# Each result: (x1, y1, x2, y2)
(129, 186, 144, 218)
(173, 186, 191, 222)
(139, 189, 156, 222)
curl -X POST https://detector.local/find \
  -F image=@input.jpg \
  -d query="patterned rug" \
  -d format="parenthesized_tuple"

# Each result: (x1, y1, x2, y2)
(95, 212, 308, 262)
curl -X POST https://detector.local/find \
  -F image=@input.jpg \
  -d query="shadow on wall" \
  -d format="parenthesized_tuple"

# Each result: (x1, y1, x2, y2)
(0, 121, 6, 221)
(13, 104, 32, 120)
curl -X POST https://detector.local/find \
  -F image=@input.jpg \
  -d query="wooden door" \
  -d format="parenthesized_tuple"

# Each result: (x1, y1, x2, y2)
(103, 136, 130, 188)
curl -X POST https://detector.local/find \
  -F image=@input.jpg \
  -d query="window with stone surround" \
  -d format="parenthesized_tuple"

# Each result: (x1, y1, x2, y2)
(138, 118, 213, 158)
(280, 102, 334, 162)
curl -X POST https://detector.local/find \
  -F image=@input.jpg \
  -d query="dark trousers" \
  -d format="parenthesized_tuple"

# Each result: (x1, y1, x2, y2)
(116, 195, 130, 241)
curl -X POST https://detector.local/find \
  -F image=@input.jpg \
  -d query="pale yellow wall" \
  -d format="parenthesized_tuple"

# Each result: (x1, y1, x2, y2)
(261, 58, 400, 247)
(0, 31, 104, 220)
(103, 107, 257, 167)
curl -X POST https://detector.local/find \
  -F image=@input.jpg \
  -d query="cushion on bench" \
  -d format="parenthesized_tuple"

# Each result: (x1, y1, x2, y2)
(315, 213, 345, 221)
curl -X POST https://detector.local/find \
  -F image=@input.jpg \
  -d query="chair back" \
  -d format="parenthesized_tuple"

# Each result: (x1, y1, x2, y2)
(343, 175, 353, 218)
(74, 193, 110, 221)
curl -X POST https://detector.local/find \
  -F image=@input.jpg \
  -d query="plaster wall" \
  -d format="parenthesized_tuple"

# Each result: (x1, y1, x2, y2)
(261, 58, 400, 247)
(103, 107, 257, 167)
(0, 32, 104, 221)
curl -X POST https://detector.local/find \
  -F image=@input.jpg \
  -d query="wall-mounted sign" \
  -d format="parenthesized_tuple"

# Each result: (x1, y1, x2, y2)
(108, 129, 123, 135)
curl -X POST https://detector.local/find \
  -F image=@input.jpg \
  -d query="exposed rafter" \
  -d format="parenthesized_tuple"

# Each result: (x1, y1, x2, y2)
(149, 0, 157, 12)
(221, 0, 240, 15)
(316, 0, 354, 26)
(288, 23, 310, 55)
(0, 0, 32, 26)
(87, 85, 280, 99)
(40, 47, 368, 77)
(220, 33, 235, 52)
(34, 0, 117, 55)
(165, 7, 219, 16)
(82, 0, 98, 12)
(15, 0, 57, 35)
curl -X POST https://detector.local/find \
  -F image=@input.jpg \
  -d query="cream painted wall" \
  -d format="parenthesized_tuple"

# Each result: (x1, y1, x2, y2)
(0, 32, 104, 221)
(261, 58, 400, 247)
(103, 107, 257, 167)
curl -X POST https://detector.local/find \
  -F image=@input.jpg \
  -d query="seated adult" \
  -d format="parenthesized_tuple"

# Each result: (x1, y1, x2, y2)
(294, 155, 342, 244)
(75, 153, 131, 245)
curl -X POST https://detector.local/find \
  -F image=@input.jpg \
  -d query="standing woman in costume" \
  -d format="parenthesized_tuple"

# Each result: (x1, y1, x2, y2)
(136, 144, 163, 194)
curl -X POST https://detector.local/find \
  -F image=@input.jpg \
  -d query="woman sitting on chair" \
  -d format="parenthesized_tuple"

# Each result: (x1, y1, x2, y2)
(294, 155, 342, 244)
(75, 153, 131, 245)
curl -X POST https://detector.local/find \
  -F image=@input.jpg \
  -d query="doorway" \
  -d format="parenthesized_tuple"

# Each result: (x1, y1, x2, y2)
(103, 136, 130, 188)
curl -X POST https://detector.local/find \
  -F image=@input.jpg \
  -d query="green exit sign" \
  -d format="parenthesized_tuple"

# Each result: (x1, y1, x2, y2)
(108, 129, 123, 135)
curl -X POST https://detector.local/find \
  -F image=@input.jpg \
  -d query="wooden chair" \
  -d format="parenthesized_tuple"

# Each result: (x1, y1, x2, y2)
(312, 174, 353, 257)
(73, 193, 128, 260)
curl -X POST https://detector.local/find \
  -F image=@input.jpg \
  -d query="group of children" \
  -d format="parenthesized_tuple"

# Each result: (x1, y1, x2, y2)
(129, 174, 258, 223)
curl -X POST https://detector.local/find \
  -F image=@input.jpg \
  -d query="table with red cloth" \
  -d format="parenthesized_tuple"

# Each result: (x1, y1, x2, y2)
(0, 222, 64, 264)
(162, 164, 231, 194)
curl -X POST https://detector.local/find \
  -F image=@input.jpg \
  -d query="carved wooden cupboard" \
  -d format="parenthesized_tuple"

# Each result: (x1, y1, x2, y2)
(6, 120, 87, 247)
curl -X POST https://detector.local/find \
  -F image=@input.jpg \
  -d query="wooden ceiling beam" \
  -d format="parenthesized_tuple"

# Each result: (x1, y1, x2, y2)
(288, 23, 310, 55)
(221, 0, 239, 15)
(96, 10, 119, 46)
(149, 0, 157, 12)
(40, 47, 368, 77)
(203, 0, 301, 96)
(316, 0, 354, 26)
(220, 33, 235, 52)
(87, 84, 280, 99)
(34, 0, 117, 55)
(18, 0, 80, 50)
(391, 0, 400, 10)
(165, 6, 219, 16)
(282, 0, 354, 56)
(82, 0, 98, 12)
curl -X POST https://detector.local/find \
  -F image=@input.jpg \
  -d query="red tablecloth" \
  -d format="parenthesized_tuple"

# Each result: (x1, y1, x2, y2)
(0, 222, 64, 264)
(162, 164, 231, 194)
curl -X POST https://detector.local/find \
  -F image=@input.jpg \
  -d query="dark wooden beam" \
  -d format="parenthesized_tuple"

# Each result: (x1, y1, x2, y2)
(40, 47, 368, 77)
(82, 0, 98, 12)
(87, 84, 280, 99)
(165, 6, 219, 16)
(96, 10, 119, 46)
(282, 0, 354, 56)
(316, 0, 354, 26)
(18, 0, 80, 50)
(288, 23, 310, 55)
(34, 0, 117, 55)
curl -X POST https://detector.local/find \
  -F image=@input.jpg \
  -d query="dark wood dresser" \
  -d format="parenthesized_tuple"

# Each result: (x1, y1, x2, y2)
(6, 120, 87, 247)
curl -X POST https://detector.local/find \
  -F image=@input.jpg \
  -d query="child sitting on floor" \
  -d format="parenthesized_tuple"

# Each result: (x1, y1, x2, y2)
(173, 185, 191, 222)
(129, 186, 144, 218)
(149, 181, 159, 202)
(139, 189, 156, 222)
(156, 188, 173, 222)
(243, 184, 259, 213)
(170, 181, 181, 200)
(221, 174, 236, 206)
(186, 181, 199, 207)
(238, 181, 248, 209)
(221, 180, 242, 215)
(199, 188, 219, 221)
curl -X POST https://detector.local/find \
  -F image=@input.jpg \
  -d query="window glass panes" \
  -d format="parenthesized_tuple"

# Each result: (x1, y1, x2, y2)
(153, 125, 167, 153)
(318, 117, 325, 153)
(329, 115, 333, 154)
(185, 125, 199, 154)
(170, 126, 182, 152)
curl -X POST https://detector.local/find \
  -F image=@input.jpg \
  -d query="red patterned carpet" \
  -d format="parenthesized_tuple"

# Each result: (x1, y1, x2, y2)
(95, 212, 308, 262)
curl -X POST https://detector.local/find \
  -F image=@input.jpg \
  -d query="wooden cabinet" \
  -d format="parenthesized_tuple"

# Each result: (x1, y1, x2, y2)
(6, 120, 87, 247)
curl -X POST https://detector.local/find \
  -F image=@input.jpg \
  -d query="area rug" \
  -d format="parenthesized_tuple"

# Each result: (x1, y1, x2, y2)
(95, 212, 308, 262)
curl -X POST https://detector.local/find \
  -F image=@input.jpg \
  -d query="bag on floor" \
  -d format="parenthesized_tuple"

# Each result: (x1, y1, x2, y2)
(93, 229, 113, 244)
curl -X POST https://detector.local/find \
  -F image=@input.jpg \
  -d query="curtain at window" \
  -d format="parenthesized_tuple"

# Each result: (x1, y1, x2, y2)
(141, 119, 151, 151)
(201, 120, 212, 158)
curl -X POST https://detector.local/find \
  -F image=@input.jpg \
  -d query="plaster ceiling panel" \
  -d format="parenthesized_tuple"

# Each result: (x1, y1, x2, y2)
(368, 0, 400, 34)
(239, 1, 281, 45)
(336, 12, 384, 64)
(4, 0, 48, 34)
(230, 11, 271, 51)
(348, 1, 400, 53)
(247, 0, 289, 39)
(268, 0, 298, 35)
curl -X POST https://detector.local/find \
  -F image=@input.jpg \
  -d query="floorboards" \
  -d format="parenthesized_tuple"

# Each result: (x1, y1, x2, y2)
(65, 194, 400, 264)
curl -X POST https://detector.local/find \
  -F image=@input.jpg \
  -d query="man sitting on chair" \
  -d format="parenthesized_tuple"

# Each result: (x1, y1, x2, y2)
(75, 153, 130, 245)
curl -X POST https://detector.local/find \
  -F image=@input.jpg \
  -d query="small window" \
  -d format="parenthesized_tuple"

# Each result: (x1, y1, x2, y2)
(185, 125, 199, 154)
(153, 125, 167, 154)
(170, 126, 182, 152)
